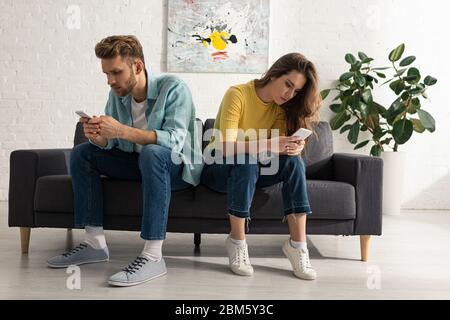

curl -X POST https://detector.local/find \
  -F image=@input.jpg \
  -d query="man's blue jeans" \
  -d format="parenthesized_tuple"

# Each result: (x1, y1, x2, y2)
(200, 154, 312, 219)
(70, 142, 191, 240)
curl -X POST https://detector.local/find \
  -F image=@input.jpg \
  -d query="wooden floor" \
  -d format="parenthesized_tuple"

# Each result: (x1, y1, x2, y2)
(1, 201, 449, 299)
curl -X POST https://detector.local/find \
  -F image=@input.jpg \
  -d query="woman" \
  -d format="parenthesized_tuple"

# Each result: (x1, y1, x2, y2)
(201, 53, 321, 280)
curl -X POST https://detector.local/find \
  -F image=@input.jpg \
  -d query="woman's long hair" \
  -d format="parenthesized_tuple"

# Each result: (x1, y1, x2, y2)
(254, 53, 322, 136)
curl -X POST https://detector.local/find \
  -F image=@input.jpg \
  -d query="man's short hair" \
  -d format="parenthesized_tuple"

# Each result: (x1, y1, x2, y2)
(95, 35, 145, 67)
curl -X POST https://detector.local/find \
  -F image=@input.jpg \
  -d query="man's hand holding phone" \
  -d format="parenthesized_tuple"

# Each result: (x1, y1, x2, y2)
(76, 111, 107, 147)
(76, 111, 99, 139)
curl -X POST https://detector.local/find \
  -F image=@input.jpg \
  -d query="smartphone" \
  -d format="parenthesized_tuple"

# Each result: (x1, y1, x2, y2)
(75, 110, 92, 119)
(292, 128, 312, 140)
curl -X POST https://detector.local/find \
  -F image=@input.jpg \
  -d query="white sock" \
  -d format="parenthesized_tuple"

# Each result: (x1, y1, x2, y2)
(290, 239, 307, 251)
(141, 240, 163, 262)
(230, 235, 247, 247)
(84, 226, 107, 250)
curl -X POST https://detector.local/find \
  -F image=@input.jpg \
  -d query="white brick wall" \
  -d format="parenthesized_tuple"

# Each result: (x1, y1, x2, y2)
(1, 0, 449, 209)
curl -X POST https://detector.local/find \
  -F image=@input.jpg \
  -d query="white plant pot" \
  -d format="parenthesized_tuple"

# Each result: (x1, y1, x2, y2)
(380, 151, 406, 216)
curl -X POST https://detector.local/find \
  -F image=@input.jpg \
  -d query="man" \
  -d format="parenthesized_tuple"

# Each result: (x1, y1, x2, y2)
(47, 35, 203, 287)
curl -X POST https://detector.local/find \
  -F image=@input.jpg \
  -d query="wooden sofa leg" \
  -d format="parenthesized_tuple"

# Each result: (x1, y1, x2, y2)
(360, 235, 371, 262)
(66, 228, 73, 239)
(194, 233, 201, 247)
(20, 227, 31, 254)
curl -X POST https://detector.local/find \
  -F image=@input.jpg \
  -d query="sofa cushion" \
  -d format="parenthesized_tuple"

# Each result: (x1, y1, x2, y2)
(35, 176, 355, 221)
(186, 180, 355, 220)
(34, 175, 196, 218)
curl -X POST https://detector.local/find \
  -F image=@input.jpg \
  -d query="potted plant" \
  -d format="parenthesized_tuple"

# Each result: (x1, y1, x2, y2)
(321, 44, 437, 215)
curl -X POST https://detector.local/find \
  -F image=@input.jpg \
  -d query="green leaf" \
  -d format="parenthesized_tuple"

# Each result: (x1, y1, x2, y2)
(355, 75, 366, 87)
(417, 109, 436, 132)
(424, 76, 437, 86)
(340, 124, 353, 134)
(362, 89, 373, 104)
(341, 96, 350, 108)
(395, 68, 407, 77)
(411, 119, 426, 133)
(409, 85, 425, 95)
(320, 89, 331, 100)
(403, 75, 417, 82)
(372, 126, 384, 140)
(393, 113, 404, 124)
(364, 74, 378, 84)
(390, 79, 405, 95)
(358, 52, 369, 60)
(370, 144, 382, 156)
(401, 91, 410, 101)
(375, 72, 386, 78)
(373, 101, 387, 114)
(389, 43, 405, 62)
(347, 95, 359, 111)
(330, 111, 349, 130)
(339, 90, 350, 99)
(407, 98, 420, 114)
(339, 72, 354, 82)
(406, 67, 421, 84)
(354, 140, 370, 150)
(329, 103, 343, 113)
(361, 58, 374, 64)
(399, 56, 416, 67)
(345, 53, 357, 65)
(371, 67, 391, 71)
(359, 101, 370, 119)
(348, 121, 360, 144)
(339, 82, 352, 88)
(386, 98, 406, 124)
(392, 118, 414, 144)
(350, 61, 362, 72)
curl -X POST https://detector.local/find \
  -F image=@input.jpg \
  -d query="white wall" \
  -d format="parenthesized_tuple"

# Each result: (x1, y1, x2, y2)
(1, 0, 449, 209)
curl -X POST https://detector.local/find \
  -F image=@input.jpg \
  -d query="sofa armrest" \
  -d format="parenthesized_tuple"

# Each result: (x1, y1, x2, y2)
(8, 149, 72, 227)
(332, 153, 383, 235)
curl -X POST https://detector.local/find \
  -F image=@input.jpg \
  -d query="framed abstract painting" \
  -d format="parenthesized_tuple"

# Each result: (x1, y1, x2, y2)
(167, 0, 270, 73)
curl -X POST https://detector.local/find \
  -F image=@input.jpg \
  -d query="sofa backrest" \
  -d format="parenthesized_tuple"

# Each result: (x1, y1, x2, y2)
(74, 122, 88, 146)
(201, 119, 334, 179)
(74, 119, 334, 179)
(302, 121, 334, 179)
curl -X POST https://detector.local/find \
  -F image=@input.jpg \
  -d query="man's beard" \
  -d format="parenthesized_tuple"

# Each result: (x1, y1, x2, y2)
(117, 70, 137, 96)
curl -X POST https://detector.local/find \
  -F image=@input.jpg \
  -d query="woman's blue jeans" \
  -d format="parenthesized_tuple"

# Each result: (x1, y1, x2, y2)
(70, 142, 191, 240)
(201, 154, 312, 219)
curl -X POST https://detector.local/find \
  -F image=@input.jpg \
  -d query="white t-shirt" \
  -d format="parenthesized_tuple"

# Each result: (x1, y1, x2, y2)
(131, 97, 148, 153)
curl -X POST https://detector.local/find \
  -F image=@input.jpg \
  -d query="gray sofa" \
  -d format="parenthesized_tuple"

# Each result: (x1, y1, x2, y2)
(8, 119, 383, 261)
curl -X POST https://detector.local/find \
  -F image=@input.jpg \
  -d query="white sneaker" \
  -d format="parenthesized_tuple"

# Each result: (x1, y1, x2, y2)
(225, 236, 254, 276)
(282, 240, 317, 280)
